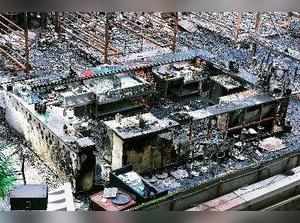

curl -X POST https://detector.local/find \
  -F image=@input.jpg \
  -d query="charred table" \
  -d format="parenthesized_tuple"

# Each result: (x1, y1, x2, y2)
(90, 190, 136, 211)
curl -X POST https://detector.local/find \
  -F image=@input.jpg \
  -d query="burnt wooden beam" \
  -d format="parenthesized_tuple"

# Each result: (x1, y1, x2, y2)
(0, 47, 26, 70)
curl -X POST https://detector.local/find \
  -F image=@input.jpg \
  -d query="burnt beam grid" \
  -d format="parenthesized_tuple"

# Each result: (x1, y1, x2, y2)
(190, 12, 291, 43)
(248, 13, 300, 62)
(0, 13, 30, 72)
(60, 12, 120, 63)
(189, 12, 270, 42)
(71, 12, 144, 57)
(188, 12, 300, 63)
(190, 12, 239, 40)
(182, 12, 243, 49)
(113, 12, 177, 50)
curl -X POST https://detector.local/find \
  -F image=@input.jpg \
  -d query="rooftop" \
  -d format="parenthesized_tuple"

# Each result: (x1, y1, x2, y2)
(104, 113, 179, 140)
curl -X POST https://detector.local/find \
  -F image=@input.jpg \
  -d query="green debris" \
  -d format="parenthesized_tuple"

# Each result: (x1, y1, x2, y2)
(0, 152, 15, 199)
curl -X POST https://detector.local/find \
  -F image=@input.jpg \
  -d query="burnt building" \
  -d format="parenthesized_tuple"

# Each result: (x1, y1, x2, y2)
(1, 12, 299, 211)
(1, 49, 293, 199)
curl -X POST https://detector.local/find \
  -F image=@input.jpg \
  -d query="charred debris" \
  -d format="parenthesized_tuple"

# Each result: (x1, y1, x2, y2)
(0, 12, 300, 211)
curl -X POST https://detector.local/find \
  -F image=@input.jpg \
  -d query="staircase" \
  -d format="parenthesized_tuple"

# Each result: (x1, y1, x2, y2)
(47, 183, 75, 211)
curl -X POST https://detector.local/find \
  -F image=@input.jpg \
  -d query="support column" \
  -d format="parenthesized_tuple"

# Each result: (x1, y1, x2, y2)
(172, 12, 179, 52)
(252, 12, 261, 57)
(287, 12, 293, 29)
(235, 13, 242, 42)
(255, 12, 261, 33)
(104, 12, 110, 64)
(24, 12, 30, 73)
(55, 12, 61, 34)
(111, 133, 124, 170)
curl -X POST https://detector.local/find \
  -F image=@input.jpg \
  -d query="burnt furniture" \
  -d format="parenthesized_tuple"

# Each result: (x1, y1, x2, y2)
(110, 165, 168, 202)
(90, 190, 136, 211)
(10, 184, 48, 210)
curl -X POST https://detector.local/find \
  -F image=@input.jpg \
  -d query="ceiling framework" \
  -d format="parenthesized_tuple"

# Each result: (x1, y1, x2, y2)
(0, 12, 299, 73)
(113, 12, 178, 50)
(0, 13, 30, 71)
(59, 12, 120, 64)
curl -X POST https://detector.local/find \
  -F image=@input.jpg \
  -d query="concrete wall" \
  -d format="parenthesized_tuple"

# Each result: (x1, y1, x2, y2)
(111, 133, 123, 170)
(5, 93, 78, 187)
